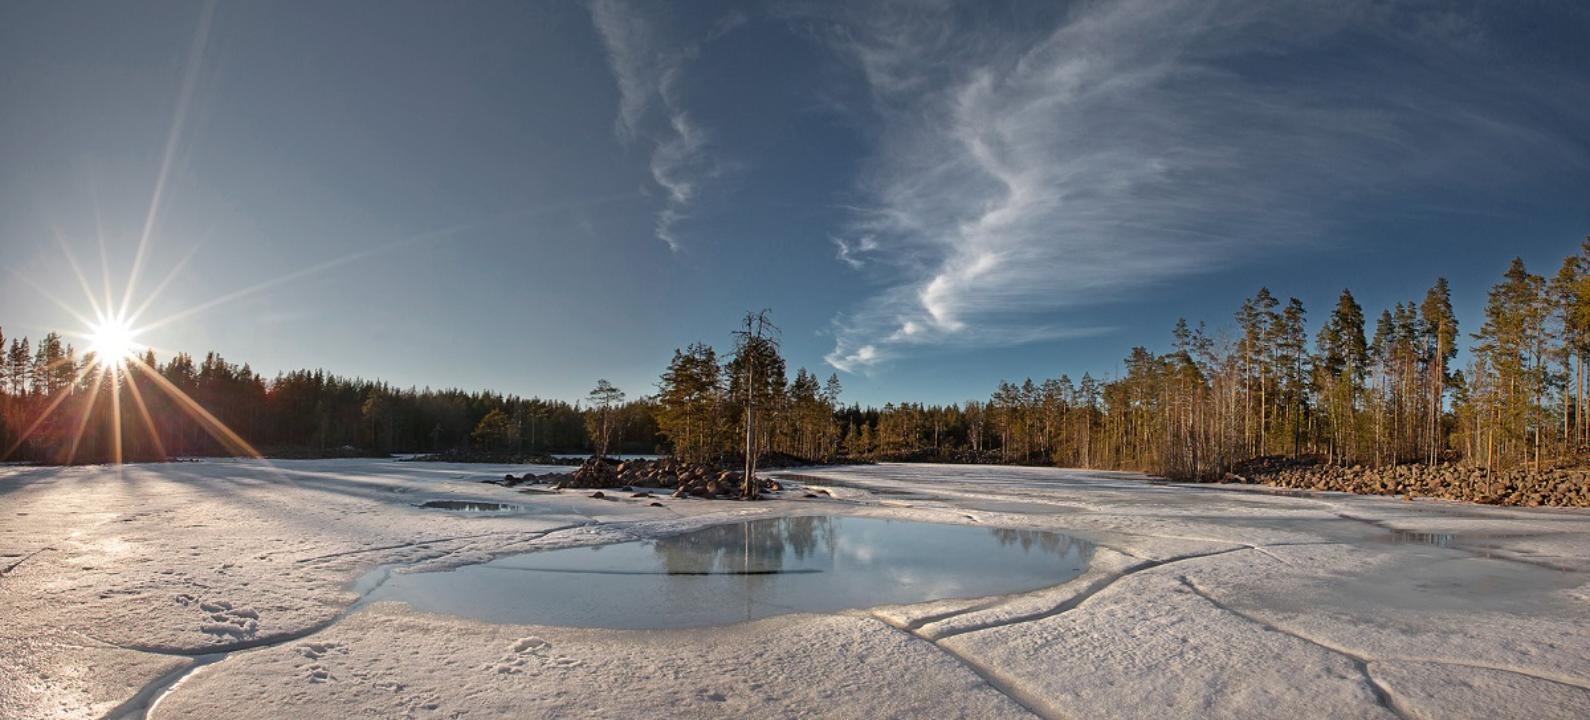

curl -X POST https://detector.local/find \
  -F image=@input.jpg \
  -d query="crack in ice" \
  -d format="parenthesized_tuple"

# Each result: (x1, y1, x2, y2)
(885, 539, 1348, 644)
(1180, 575, 1590, 696)
(922, 544, 1255, 640)
(1178, 575, 1413, 720)
(873, 620, 1057, 720)
(1, 545, 57, 576)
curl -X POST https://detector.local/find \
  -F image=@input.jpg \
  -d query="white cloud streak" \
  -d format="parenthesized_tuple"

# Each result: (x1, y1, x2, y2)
(589, 0, 732, 251)
(831, 234, 877, 269)
(587, 0, 654, 143)
(820, 0, 1589, 372)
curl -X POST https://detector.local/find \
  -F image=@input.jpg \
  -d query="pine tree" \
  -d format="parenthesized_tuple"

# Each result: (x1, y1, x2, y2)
(820, 374, 843, 460)
(1471, 258, 1550, 470)
(655, 343, 724, 462)
(1275, 299, 1309, 456)
(7, 338, 29, 397)
(1420, 278, 1458, 463)
(729, 310, 780, 498)
(1549, 244, 1590, 455)
(471, 408, 512, 450)
(585, 379, 626, 458)
(1315, 289, 1367, 463)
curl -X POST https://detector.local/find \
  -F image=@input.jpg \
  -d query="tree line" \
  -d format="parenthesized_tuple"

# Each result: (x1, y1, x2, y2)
(0, 339, 631, 463)
(4, 238, 1586, 475)
(840, 240, 1590, 477)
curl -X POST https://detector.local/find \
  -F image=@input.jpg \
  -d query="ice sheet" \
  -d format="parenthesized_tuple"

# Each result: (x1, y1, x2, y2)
(3, 459, 1587, 719)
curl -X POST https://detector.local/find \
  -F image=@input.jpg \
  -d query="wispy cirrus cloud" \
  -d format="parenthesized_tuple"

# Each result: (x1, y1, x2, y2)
(830, 234, 878, 270)
(819, 0, 1589, 373)
(587, 0, 653, 143)
(589, 0, 739, 251)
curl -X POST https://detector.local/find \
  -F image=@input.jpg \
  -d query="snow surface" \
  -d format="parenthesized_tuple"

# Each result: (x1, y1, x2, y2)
(3, 459, 1588, 719)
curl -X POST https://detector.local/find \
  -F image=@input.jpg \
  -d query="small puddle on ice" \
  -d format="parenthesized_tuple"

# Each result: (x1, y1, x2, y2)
(869, 488, 941, 501)
(354, 516, 1093, 629)
(1392, 530, 1460, 548)
(416, 500, 516, 512)
(1187, 484, 1328, 499)
(1390, 530, 1540, 549)
(1401, 507, 1497, 519)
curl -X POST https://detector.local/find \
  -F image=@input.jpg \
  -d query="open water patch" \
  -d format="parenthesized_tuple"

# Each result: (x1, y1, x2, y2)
(417, 500, 517, 512)
(354, 516, 1094, 629)
(1390, 530, 1542, 548)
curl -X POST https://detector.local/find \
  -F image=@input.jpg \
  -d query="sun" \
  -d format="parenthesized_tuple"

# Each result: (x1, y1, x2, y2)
(86, 315, 143, 365)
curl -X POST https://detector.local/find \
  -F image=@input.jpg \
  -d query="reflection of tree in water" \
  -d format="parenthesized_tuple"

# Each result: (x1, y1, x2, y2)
(989, 528, 1094, 561)
(653, 517, 834, 575)
(783, 516, 832, 562)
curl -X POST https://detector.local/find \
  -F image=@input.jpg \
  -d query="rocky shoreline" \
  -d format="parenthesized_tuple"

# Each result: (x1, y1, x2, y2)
(1209, 456, 1590, 507)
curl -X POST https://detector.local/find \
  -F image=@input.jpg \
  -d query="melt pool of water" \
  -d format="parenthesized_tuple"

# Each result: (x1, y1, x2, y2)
(356, 516, 1094, 629)
(417, 500, 517, 512)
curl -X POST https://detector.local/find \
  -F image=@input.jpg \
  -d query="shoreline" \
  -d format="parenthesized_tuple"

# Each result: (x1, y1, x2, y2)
(1205, 459, 1590, 508)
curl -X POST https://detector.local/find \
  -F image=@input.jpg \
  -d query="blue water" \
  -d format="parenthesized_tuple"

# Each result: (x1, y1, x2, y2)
(356, 516, 1094, 629)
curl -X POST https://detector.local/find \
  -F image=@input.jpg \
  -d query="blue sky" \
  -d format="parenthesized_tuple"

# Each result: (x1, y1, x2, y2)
(2, 0, 1587, 408)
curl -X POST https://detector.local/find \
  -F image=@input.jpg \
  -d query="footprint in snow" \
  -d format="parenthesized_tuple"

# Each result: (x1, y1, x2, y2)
(200, 621, 255, 639)
(298, 641, 343, 660)
(193, 598, 263, 640)
(491, 636, 573, 674)
(513, 637, 550, 653)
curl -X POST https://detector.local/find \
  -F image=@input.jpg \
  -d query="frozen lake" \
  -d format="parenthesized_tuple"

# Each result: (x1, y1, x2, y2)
(3, 458, 1588, 719)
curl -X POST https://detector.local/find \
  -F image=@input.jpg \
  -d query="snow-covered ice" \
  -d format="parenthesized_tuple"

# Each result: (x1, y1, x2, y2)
(3, 459, 1588, 719)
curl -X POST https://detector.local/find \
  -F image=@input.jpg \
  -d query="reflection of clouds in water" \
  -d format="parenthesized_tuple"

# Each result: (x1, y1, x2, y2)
(636, 516, 1093, 622)
(379, 515, 1096, 629)
(834, 535, 877, 567)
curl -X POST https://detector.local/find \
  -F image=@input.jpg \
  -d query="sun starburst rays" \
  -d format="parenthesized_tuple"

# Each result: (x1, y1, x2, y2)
(6, 225, 270, 465)
(85, 314, 142, 366)
(3, 305, 264, 464)
(0, 0, 270, 466)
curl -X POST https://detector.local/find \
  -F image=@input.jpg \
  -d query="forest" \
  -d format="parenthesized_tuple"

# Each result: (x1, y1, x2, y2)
(3, 240, 1587, 478)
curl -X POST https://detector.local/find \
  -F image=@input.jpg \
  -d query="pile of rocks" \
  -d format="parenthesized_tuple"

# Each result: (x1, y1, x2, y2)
(486, 457, 786, 500)
(484, 471, 562, 488)
(1218, 458, 1590, 507)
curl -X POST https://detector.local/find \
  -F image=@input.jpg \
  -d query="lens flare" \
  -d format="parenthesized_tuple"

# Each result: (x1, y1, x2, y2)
(86, 315, 142, 366)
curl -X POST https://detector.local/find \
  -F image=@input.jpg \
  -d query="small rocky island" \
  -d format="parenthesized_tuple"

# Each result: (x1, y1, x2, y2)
(485, 456, 796, 500)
